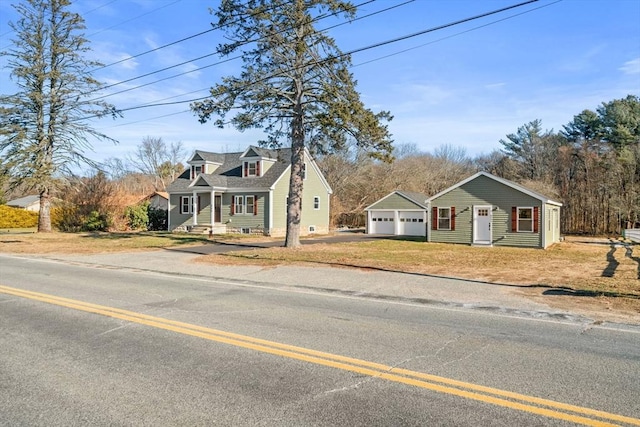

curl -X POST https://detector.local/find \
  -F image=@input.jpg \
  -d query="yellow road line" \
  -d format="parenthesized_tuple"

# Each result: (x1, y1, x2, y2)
(2, 284, 638, 427)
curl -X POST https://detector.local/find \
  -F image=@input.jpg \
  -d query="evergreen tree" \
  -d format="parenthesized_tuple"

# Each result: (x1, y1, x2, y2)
(192, 0, 393, 247)
(0, 0, 118, 232)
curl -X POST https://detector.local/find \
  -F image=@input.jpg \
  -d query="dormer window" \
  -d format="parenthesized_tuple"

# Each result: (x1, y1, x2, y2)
(190, 165, 204, 180)
(243, 160, 261, 177)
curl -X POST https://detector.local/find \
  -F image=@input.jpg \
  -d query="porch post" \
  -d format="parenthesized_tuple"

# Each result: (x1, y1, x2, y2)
(210, 190, 215, 226)
(192, 191, 198, 225)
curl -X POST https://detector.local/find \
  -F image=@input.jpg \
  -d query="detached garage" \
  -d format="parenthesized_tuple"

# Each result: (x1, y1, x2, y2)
(365, 191, 428, 237)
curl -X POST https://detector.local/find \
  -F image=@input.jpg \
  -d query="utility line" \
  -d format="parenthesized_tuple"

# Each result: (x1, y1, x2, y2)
(87, 0, 183, 38)
(90, 0, 300, 72)
(353, 0, 562, 69)
(91, 0, 540, 119)
(98, 0, 557, 131)
(89, 0, 382, 95)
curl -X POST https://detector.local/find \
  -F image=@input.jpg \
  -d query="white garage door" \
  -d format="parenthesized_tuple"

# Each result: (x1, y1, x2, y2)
(398, 211, 425, 236)
(369, 212, 394, 234)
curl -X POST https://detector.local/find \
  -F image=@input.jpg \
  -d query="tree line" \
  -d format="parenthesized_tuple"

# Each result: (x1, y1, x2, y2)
(1, 1, 637, 237)
(318, 94, 640, 235)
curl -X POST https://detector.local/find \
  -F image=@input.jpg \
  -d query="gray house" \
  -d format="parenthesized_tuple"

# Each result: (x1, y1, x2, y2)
(365, 172, 562, 249)
(166, 146, 332, 236)
(427, 172, 562, 248)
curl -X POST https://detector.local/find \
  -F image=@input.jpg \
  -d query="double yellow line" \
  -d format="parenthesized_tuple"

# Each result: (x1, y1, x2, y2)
(2, 284, 638, 427)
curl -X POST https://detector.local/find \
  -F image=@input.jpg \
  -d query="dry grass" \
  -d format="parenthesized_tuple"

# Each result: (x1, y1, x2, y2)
(207, 236, 639, 321)
(1, 231, 638, 321)
(0, 231, 213, 254)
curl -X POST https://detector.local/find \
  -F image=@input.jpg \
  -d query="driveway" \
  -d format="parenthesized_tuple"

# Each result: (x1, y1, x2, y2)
(167, 230, 390, 255)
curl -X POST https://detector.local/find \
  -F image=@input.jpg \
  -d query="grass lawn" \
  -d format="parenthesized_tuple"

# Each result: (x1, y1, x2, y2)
(1, 231, 638, 319)
(0, 231, 215, 253)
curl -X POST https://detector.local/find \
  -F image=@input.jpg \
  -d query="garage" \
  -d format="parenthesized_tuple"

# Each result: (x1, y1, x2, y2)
(369, 212, 395, 234)
(365, 191, 428, 237)
(398, 211, 426, 236)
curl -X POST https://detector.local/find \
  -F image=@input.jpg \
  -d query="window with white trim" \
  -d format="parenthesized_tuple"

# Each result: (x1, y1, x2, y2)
(246, 195, 255, 215)
(180, 196, 199, 214)
(181, 196, 191, 214)
(232, 195, 258, 216)
(234, 196, 244, 215)
(517, 207, 533, 232)
(247, 161, 257, 176)
(438, 208, 451, 230)
(313, 196, 320, 210)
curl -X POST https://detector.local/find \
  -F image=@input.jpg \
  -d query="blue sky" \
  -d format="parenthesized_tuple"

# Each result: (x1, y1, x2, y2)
(1, 0, 639, 165)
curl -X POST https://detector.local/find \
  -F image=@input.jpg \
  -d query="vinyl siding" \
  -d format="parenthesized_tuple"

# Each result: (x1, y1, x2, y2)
(223, 193, 268, 229)
(169, 194, 191, 229)
(271, 163, 330, 234)
(430, 175, 543, 248)
(368, 193, 424, 210)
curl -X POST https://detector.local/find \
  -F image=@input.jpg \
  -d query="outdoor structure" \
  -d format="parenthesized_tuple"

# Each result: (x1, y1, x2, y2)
(6, 195, 40, 212)
(364, 191, 428, 237)
(427, 172, 562, 248)
(365, 172, 562, 249)
(166, 146, 332, 236)
(141, 191, 169, 210)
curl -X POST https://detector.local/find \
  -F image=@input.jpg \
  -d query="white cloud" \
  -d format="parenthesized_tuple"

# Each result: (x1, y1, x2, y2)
(619, 58, 640, 75)
(484, 82, 506, 90)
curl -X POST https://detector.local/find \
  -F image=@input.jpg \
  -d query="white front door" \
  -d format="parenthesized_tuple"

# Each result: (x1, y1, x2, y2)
(473, 205, 492, 244)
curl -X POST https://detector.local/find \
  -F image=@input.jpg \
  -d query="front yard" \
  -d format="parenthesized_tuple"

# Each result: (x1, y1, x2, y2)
(1, 231, 638, 320)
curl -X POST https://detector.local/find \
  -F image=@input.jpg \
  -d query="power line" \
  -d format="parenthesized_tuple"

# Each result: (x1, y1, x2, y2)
(90, 0, 300, 73)
(353, 0, 562, 69)
(87, 0, 183, 38)
(90, 0, 381, 96)
(100, 0, 560, 131)
(98, 0, 541, 116)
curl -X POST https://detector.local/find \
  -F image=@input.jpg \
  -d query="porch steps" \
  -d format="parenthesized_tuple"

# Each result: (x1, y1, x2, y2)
(189, 225, 211, 234)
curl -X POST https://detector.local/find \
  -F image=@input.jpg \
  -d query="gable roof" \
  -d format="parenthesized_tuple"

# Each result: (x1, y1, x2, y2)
(240, 145, 281, 159)
(188, 150, 225, 164)
(7, 195, 40, 208)
(365, 190, 429, 211)
(427, 171, 562, 206)
(167, 147, 292, 193)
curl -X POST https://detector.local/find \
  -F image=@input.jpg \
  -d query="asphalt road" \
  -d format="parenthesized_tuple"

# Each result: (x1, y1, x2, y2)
(1, 255, 639, 426)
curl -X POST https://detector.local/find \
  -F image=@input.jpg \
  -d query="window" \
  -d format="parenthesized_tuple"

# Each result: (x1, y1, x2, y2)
(432, 207, 455, 230)
(313, 196, 320, 210)
(181, 196, 191, 214)
(518, 207, 533, 232)
(244, 161, 260, 177)
(191, 165, 203, 180)
(234, 196, 244, 215)
(438, 208, 451, 230)
(180, 196, 199, 214)
(246, 196, 255, 215)
(231, 195, 258, 216)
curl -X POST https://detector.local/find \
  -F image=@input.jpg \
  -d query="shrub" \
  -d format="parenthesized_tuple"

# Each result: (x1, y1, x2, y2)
(0, 205, 38, 228)
(147, 206, 168, 231)
(85, 210, 110, 231)
(125, 203, 149, 231)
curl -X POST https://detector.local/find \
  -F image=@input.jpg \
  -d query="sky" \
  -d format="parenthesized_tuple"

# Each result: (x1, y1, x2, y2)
(1, 0, 639, 166)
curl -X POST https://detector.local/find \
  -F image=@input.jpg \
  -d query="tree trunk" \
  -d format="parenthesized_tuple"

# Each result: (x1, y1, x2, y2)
(284, 107, 305, 248)
(38, 188, 52, 232)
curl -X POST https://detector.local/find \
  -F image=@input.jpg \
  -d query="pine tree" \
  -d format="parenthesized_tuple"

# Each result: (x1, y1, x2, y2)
(0, 0, 118, 232)
(192, 0, 393, 247)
